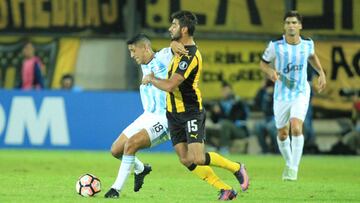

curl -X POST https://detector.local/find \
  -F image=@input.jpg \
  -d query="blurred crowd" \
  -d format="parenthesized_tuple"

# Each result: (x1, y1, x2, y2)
(205, 79, 360, 155)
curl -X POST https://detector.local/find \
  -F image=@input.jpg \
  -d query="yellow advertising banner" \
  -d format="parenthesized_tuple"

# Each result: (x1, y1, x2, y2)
(52, 38, 80, 88)
(314, 41, 360, 111)
(152, 39, 360, 112)
(146, 0, 360, 36)
(0, 0, 124, 34)
(152, 39, 266, 100)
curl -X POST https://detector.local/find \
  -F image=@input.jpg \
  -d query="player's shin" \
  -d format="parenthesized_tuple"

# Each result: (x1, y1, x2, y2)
(117, 155, 145, 173)
(111, 155, 135, 191)
(291, 135, 304, 171)
(187, 164, 232, 190)
(205, 152, 240, 173)
(277, 136, 292, 167)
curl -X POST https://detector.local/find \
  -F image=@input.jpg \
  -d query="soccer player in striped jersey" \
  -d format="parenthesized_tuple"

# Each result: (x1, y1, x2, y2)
(104, 33, 187, 198)
(142, 11, 249, 201)
(260, 11, 326, 181)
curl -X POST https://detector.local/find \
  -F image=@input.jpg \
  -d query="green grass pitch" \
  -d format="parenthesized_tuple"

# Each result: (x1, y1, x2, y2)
(0, 149, 359, 202)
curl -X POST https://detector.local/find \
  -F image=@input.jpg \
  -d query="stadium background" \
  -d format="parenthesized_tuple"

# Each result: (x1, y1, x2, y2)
(0, 0, 359, 151)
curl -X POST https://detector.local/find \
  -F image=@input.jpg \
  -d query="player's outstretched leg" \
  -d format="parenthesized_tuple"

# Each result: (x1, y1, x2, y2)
(134, 164, 152, 192)
(104, 188, 119, 198)
(205, 152, 250, 191)
(189, 164, 233, 190)
(233, 163, 249, 191)
(218, 189, 237, 200)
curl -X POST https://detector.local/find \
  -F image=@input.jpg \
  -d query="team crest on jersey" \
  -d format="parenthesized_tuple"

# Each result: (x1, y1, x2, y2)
(179, 61, 188, 70)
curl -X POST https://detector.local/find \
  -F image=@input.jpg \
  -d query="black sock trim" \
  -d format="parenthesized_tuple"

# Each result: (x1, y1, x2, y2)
(205, 152, 211, 165)
(187, 163, 197, 171)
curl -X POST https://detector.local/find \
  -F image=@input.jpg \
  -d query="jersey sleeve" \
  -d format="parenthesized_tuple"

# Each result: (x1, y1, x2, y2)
(262, 41, 275, 63)
(156, 47, 173, 67)
(175, 54, 196, 79)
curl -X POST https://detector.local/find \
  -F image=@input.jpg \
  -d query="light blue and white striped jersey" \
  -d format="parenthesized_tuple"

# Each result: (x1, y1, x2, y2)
(262, 35, 314, 101)
(139, 47, 173, 114)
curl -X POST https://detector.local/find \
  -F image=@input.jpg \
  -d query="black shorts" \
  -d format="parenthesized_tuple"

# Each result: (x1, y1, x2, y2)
(166, 110, 206, 146)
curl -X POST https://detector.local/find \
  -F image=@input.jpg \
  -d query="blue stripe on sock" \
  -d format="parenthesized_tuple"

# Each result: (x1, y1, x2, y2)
(122, 155, 135, 163)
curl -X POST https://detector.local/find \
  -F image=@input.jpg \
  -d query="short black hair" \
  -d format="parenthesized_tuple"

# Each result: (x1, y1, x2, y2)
(283, 10, 302, 23)
(126, 33, 151, 45)
(61, 74, 74, 82)
(171, 10, 198, 36)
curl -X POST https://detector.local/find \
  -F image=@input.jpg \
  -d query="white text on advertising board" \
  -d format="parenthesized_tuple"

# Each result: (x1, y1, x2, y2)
(0, 97, 70, 146)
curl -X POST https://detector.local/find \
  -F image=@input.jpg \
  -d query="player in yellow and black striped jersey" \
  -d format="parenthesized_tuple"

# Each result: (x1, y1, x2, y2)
(165, 44, 206, 145)
(142, 10, 249, 200)
(166, 45, 203, 113)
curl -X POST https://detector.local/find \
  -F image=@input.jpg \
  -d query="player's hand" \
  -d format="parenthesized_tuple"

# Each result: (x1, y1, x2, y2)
(142, 72, 155, 85)
(269, 70, 279, 82)
(170, 41, 188, 56)
(317, 72, 327, 93)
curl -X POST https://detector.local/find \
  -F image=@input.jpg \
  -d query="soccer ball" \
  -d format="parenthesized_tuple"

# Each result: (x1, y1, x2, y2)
(75, 174, 101, 197)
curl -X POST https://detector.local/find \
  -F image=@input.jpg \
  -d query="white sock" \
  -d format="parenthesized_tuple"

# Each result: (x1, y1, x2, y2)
(277, 136, 292, 168)
(291, 135, 304, 172)
(111, 155, 135, 191)
(134, 157, 144, 175)
(116, 155, 144, 174)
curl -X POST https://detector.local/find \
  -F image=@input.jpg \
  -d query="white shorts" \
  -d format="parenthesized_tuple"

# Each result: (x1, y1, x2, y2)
(274, 93, 310, 129)
(122, 112, 170, 147)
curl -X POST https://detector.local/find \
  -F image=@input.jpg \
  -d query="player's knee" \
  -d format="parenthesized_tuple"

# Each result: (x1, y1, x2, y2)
(291, 125, 302, 135)
(278, 129, 289, 140)
(290, 119, 303, 135)
(110, 144, 122, 158)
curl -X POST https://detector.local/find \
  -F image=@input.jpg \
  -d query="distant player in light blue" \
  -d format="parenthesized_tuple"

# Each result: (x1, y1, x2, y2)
(104, 33, 187, 198)
(260, 11, 326, 181)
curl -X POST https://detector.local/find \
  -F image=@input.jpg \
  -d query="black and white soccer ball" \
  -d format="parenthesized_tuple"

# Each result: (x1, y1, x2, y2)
(75, 174, 101, 197)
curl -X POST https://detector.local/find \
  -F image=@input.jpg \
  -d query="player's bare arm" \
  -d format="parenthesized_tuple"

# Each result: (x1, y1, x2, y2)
(260, 60, 279, 82)
(308, 53, 327, 93)
(142, 72, 184, 92)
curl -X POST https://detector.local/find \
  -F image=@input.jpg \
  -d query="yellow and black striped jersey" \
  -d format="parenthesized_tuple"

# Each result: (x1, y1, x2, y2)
(166, 45, 203, 113)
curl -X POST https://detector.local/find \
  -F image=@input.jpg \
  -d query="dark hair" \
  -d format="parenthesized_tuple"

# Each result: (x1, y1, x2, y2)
(171, 10, 198, 36)
(126, 33, 151, 45)
(61, 74, 74, 82)
(283, 10, 302, 23)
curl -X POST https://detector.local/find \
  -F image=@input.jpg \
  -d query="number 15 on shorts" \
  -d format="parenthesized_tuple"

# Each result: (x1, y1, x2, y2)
(187, 120, 198, 133)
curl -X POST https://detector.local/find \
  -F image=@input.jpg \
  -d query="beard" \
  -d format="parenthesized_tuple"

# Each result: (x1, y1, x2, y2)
(170, 30, 182, 41)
